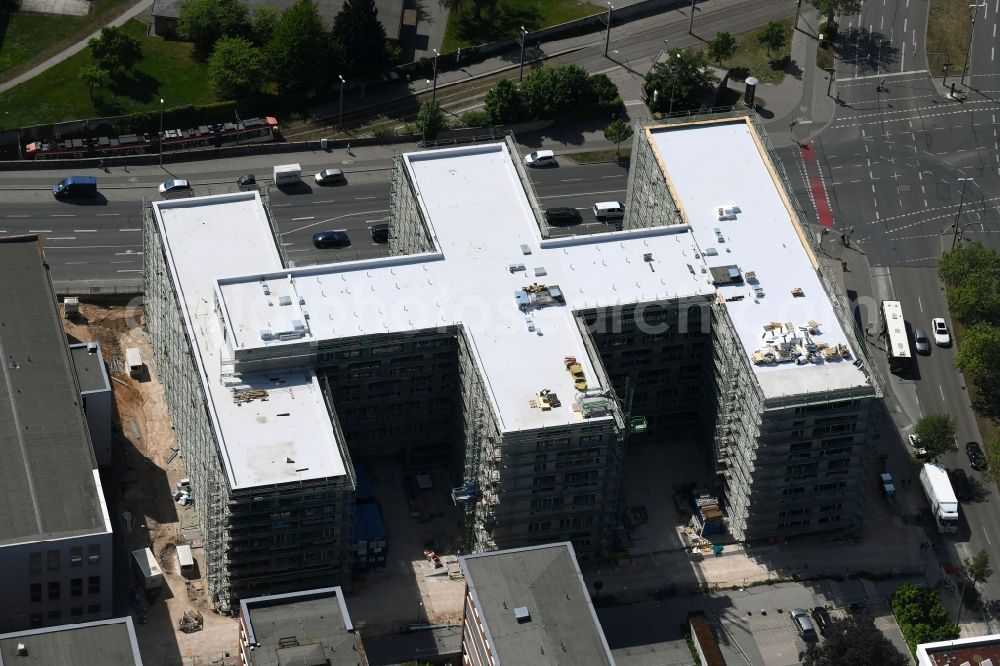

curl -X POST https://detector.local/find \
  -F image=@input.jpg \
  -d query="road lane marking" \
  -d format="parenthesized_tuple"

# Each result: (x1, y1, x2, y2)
(28, 229, 52, 233)
(538, 189, 625, 199)
(355, 196, 376, 200)
(287, 209, 389, 234)
(313, 199, 337, 204)
(73, 229, 97, 233)
(47, 237, 76, 240)
(939, 385, 946, 401)
(42, 244, 142, 249)
(272, 203, 292, 207)
(119, 228, 141, 232)
(561, 178, 583, 182)
(601, 174, 624, 179)
(291, 216, 315, 221)
(63, 261, 89, 265)
(985, 526, 992, 545)
(96, 213, 120, 217)
(116, 269, 143, 273)
(918, 296, 923, 312)
(5, 214, 29, 218)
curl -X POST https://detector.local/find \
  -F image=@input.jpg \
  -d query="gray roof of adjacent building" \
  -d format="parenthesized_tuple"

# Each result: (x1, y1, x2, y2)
(460, 542, 615, 665)
(0, 617, 142, 665)
(69, 343, 111, 394)
(0, 237, 106, 546)
(240, 587, 359, 666)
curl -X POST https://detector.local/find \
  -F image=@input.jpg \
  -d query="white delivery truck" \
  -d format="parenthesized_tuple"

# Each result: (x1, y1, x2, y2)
(131, 547, 164, 590)
(273, 163, 302, 186)
(920, 463, 959, 534)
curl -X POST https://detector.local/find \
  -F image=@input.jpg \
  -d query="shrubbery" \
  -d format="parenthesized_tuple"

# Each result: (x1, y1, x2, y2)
(482, 66, 622, 124)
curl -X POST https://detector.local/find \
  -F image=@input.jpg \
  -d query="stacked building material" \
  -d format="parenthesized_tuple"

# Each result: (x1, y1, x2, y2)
(691, 490, 725, 536)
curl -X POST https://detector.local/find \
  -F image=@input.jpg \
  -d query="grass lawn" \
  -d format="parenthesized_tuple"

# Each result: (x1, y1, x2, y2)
(0, 19, 213, 128)
(696, 18, 794, 84)
(441, 0, 601, 52)
(926, 0, 972, 80)
(566, 148, 630, 163)
(0, 0, 136, 80)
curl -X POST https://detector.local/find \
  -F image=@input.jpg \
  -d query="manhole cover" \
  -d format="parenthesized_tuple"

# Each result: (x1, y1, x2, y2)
(342, 159, 354, 165)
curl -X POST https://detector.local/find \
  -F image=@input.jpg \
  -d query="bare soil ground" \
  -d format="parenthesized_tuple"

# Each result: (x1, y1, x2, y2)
(63, 303, 239, 665)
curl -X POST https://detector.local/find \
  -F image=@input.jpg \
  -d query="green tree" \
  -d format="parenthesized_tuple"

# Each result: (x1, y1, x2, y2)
(603, 118, 634, 157)
(891, 584, 960, 654)
(208, 37, 265, 99)
(460, 109, 490, 127)
(643, 49, 718, 113)
(438, 0, 496, 23)
(483, 79, 523, 124)
(519, 66, 557, 118)
(251, 6, 280, 46)
(266, 0, 332, 94)
(946, 269, 1000, 324)
(589, 73, 623, 115)
(708, 31, 737, 64)
(334, 0, 389, 95)
(802, 617, 907, 666)
(757, 21, 787, 56)
(518, 65, 592, 120)
(77, 65, 110, 102)
(967, 549, 994, 585)
(416, 101, 445, 140)
(178, 0, 251, 47)
(939, 242, 1000, 286)
(88, 26, 143, 76)
(956, 322, 1000, 391)
(810, 0, 862, 23)
(914, 414, 956, 459)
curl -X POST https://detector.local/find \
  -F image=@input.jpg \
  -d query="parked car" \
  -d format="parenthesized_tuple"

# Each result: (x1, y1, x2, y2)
(790, 608, 818, 641)
(966, 441, 988, 471)
(932, 318, 951, 346)
(237, 174, 256, 189)
(908, 433, 928, 457)
(810, 606, 833, 635)
(949, 468, 973, 501)
(314, 168, 346, 185)
(544, 207, 582, 226)
(524, 150, 556, 167)
(159, 179, 191, 194)
(312, 230, 351, 248)
(914, 328, 931, 355)
(370, 223, 389, 243)
(593, 201, 625, 220)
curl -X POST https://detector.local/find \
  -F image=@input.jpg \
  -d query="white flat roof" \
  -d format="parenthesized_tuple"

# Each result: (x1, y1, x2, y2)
(647, 120, 870, 398)
(152, 194, 347, 489)
(217, 143, 714, 432)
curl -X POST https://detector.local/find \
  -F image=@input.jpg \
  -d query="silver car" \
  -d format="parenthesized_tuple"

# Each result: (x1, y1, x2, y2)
(914, 328, 931, 355)
(790, 608, 817, 641)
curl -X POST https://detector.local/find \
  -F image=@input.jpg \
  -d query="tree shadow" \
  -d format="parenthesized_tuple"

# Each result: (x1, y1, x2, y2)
(836, 27, 899, 77)
(451, 3, 541, 45)
(108, 70, 161, 104)
(94, 93, 126, 117)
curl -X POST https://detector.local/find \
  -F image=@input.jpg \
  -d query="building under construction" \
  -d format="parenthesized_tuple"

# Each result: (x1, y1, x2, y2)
(144, 114, 880, 610)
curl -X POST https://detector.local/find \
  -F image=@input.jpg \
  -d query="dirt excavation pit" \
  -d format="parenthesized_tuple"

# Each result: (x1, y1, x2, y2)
(63, 302, 239, 664)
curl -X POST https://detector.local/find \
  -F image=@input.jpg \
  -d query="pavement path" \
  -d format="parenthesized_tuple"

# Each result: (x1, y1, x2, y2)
(0, 0, 153, 94)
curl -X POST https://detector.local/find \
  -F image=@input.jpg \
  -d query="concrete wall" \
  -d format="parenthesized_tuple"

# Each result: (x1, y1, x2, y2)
(0, 531, 113, 632)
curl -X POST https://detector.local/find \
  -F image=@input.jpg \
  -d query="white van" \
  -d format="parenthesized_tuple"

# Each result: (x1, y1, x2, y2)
(273, 163, 302, 186)
(593, 201, 624, 220)
(524, 150, 556, 167)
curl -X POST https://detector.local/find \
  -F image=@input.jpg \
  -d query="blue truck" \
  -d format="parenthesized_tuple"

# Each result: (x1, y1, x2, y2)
(52, 175, 98, 198)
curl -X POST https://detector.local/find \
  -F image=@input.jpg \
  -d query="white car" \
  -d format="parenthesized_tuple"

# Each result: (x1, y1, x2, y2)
(931, 318, 951, 346)
(908, 434, 928, 457)
(158, 179, 190, 194)
(314, 168, 345, 185)
(524, 150, 556, 167)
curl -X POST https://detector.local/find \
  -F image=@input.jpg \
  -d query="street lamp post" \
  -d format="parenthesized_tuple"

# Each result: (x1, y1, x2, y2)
(960, 3, 987, 88)
(794, 0, 803, 27)
(943, 62, 952, 85)
(338, 75, 346, 127)
(518, 27, 528, 81)
(953, 177, 974, 249)
(688, 0, 696, 34)
(431, 49, 440, 104)
(603, 2, 614, 58)
(668, 52, 680, 115)
(158, 98, 165, 167)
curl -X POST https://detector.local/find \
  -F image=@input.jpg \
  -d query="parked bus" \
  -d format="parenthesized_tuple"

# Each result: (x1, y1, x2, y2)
(881, 300, 911, 373)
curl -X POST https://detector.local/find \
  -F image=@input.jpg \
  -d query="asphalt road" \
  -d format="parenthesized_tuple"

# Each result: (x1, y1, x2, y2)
(2, 157, 629, 279)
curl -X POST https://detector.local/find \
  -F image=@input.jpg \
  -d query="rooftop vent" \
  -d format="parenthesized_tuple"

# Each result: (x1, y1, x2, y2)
(514, 606, 531, 623)
(279, 295, 292, 306)
(16, 643, 27, 656)
(87, 342, 98, 353)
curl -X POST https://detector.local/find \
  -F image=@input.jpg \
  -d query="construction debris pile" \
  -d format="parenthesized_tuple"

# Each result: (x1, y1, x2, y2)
(752, 320, 852, 365)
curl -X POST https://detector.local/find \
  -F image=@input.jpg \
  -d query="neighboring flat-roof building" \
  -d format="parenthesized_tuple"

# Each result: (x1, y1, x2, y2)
(0, 237, 114, 632)
(69, 342, 112, 467)
(917, 633, 1000, 665)
(0, 616, 142, 665)
(460, 542, 614, 666)
(238, 587, 365, 666)
(144, 114, 881, 611)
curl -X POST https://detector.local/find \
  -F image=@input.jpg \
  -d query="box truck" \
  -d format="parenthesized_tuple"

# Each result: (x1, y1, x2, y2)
(920, 463, 959, 534)
(52, 175, 97, 198)
(273, 164, 302, 186)
(131, 548, 164, 590)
